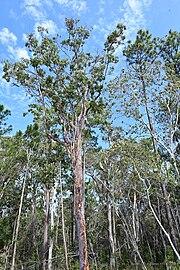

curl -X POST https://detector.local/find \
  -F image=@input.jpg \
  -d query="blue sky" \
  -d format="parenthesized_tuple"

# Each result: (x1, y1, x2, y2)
(0, 0, 179, 133)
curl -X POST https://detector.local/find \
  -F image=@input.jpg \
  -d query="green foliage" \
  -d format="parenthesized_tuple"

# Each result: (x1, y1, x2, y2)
(0, 104, 12, 135)
(3, 19, 126, 145)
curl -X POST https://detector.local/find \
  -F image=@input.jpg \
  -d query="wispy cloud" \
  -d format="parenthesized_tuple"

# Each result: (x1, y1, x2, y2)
(54, 0, 88, 15)
(0, 28, 29, 110)
(127, 0, 142, 15)
(22, 0, 88, 22)
(9, 9, 19, 20)
(0, 28, 17, 45)
(7, 46, 29, 60)
(22, 0, 46, 21)
(122, 0, 153, 36)
(92, 0, 153, 45)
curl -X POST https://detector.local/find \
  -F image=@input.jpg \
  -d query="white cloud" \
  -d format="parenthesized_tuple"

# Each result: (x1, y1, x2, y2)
(7, 46, 29, 60)
(98, 7, 105, 15)
(16, 48, 29, 59)
(0, 28, 17, 45)
(120, 0, 153, 39)
(33, 20, 58, 41)
(127, 0, 142, 15)
(54, 0, 87, 15)
(22, 0, 46, 21)
(91, 0, 153, 56)
(34, 20, 58, 36)
(55, 0, 68, 4)
(22, 33, 28, 43)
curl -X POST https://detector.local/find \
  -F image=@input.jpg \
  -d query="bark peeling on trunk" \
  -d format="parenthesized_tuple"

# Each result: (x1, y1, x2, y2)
(72, 134, 89, 270)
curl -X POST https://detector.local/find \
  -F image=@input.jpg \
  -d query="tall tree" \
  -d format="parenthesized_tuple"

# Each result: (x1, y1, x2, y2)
(111, 29, 180, 261)
(3, 18, 126, 270)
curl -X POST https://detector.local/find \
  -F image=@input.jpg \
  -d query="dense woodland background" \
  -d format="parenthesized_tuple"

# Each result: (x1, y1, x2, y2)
(0, 19, 179, 269)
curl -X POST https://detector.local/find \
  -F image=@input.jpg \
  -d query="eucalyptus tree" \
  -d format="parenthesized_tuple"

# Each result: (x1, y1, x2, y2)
(157, 30, 180, 176)
(86, 140, 151, 269)
(0, 121, 69, 269)
(113, 29, 180, 172)
(3, 18, 126, 269)
(23, 122, 70, 270)
(0, 130, 31, 269)
(111, 29, 180, 261)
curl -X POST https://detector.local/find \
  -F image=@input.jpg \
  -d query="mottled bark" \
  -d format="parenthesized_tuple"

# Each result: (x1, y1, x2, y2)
(72, 133, 89, 270)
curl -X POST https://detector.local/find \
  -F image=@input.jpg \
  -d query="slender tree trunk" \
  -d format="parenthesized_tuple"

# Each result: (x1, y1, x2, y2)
(71, 184, 76, 250)
(48, 178, 58, 270)
(89, 240, 98, 270)
(157, 196, 167, 262)
(132, 189, 138, 269)
(141, 75, 158, 154)
(112, 174, 117, 267)
(107, 198, 116, 269)
(42, 187, 50, 270)
(148, 188, 180, 261)
(141, 75, 179, 260)
(72, 133, 89, 270)
(135, 167, 180, 261)
(161, 182, 179, 258)
(112, 202, 117, 266)
(117, 208, 147, 270)
(59, 162, 69, 270)
(31, 185, 39, 261)
(11, 168, 28, 270)
(106, 176, 116, 270)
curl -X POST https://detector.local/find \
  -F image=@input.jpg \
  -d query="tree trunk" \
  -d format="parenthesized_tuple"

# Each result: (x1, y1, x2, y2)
(42, 187, 50, 270)
(10, 161, 29, 270)
(71, 184, 76, 250)
(11, 175, 26, 270)
(48, 178, 58, 270)
(59, 163, 69, 270)
(141, 74, 179, 260)
(72, 134, 89, 270)
(161, 182, 179, 258)
(107, 199, 116, 269)
(141, 75, 158, 154)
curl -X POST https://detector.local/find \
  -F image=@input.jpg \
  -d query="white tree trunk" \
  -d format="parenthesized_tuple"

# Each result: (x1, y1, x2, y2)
(134, 166, 180, 261)
(48, 178, 58, 270)
(11, 163, 29, 270)
(42, 187, 50, 270)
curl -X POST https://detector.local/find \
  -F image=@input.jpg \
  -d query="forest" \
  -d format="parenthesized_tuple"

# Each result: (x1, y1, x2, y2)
(0, 18, 179, 270)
